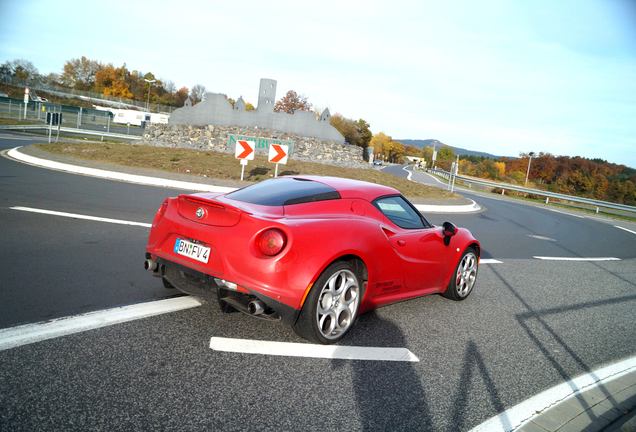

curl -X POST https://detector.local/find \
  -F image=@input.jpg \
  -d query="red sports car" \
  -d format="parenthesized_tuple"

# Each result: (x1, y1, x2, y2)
(145, 176, 480, 343)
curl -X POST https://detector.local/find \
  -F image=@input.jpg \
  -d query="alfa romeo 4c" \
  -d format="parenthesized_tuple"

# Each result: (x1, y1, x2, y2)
(145, 176, 480, 343)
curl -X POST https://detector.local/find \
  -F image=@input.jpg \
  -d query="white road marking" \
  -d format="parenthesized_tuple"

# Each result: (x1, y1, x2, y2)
(480, 259, 503, 264)
(0, 297, 202, 351)
(402, 165, 413, 181)
(615, 225, 636, 236)
(5, 147, 481, 214)
(527, 234, 557, 242)
(533, 256, 621, 261)
(470, 355, 636, 432)
(414, 199, 481, 213)
(209, 337, 420, 362)
(10, 206, 152, 228)
(7, 146, 236, 193)
(545, 208, 585, 219)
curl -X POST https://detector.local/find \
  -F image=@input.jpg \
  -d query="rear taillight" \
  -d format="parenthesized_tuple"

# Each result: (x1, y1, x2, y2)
(152, 199, 169, 226)
(257, 229, 287, 256)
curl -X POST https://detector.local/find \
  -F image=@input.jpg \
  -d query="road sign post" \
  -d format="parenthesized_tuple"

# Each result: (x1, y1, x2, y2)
(47, 112, 53, 143)
(56, 112, 62, 143)
(235, 139, 255, 181)
(23, 88, 29, 119)
(450, 155, 459, 193)
(268, 143, 289, 177)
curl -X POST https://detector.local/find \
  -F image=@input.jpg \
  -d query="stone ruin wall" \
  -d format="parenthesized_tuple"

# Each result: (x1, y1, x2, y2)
(141, 124, 368, 169)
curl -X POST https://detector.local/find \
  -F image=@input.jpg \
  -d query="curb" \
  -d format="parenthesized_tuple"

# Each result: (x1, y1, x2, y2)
(6, 146, 235, 193)
(471, 355, 636, 432)
(6, 146, 480, 213)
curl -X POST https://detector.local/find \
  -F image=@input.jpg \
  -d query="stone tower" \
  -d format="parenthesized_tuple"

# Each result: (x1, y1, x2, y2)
(257, 78, 277, 112)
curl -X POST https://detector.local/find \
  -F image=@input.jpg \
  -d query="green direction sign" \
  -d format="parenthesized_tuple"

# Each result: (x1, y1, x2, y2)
(227, 134, 294, 155)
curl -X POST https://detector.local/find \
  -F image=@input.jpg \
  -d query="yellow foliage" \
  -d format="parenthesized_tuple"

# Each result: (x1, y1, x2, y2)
(95, 64, 133, 99)
(494, 161, 506, 178)
(370, 132, 392, 154)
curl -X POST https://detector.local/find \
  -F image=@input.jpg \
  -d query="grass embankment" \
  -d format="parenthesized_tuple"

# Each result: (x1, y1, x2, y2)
(0, 117, 41, 125)
(35, 142, 455, 199)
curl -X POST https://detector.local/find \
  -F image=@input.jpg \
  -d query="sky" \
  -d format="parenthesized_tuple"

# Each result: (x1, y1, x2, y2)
(1, 0, 635, 167)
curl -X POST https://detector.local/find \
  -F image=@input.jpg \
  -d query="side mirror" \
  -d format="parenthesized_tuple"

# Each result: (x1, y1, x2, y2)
(442, 221, 457, 245)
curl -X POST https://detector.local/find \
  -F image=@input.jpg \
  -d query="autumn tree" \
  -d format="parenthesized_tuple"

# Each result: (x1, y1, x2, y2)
(174, 87, 190, 106)
(274, 90, 312, 114)
(388, 141, 406, 163)
(404, 145, 422, 157)
(94, 64, 133, 99)
(421, 146, 434, 164)
(330, 114, 372, 149)
(61, 56, 101, 90)
(370, 132, 392, 156)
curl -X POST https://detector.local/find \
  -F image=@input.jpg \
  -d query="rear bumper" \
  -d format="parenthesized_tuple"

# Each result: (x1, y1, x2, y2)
(152, 255, 300, 326)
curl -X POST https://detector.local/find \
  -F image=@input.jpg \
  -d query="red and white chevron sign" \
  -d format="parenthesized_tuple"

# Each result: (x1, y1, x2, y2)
(268, 144, 289, 164)
(235, 140, 255, 160)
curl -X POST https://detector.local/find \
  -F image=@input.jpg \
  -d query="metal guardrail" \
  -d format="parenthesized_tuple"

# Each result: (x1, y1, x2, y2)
(0, 124, 142, 140)
(428, 168, 636, 214)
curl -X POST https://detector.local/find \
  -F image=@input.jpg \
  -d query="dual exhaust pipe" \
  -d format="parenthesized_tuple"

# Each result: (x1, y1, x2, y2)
(145, 258, 266, 316)
(144, 259, 158, 272)
(247, 299, 265, 316)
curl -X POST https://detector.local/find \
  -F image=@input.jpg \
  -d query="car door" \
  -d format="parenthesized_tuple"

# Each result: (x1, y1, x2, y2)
(375, 196, 453, 294)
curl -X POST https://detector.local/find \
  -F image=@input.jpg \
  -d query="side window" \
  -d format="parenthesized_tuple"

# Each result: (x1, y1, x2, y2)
(374, 196, 426, 229)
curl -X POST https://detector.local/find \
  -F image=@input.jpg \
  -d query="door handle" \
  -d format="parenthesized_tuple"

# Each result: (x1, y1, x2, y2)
(397, 240, 406, 246)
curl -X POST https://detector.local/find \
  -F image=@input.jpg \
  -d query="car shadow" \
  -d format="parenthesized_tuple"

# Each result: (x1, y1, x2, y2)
(333, 310, 433, 431)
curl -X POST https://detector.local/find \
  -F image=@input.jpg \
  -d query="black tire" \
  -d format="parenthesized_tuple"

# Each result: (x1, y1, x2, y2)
(443, 247, 479, 301)
(293, 261, 364, 344)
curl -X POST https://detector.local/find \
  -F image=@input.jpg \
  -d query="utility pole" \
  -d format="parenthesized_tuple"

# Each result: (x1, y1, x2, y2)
(525, 151, 535, 186)
(144, 78, 156, 111)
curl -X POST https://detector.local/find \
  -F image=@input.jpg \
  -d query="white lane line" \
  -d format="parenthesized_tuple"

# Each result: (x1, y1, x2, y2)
(533, 256, 621, 261)
(545, 208, 585, 219)
(480, 259, 503, 264)
(402, 165, 413, 181)
(209, 337, 420, 362)
(7, 146, 236, 193)
(470, 355, 636, 432)
(413, 199, 481, 213)
(615, 225, 636, 235)
(528, 234, 557, 242)
(10, 206, 151, 228)
(0, 297, 202, 351)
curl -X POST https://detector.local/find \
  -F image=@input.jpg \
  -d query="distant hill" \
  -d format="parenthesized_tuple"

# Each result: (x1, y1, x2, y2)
(398, 139, 500, 159)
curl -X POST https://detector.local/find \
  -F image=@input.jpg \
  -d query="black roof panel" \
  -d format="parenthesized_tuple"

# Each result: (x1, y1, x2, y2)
(226, 177, 341, 206)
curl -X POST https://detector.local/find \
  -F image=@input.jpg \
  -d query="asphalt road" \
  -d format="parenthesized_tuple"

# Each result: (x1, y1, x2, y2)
(1, 133, 635, 431)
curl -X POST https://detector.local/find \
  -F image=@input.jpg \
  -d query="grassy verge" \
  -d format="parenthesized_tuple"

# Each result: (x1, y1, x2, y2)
(0, 117, 41, 125)
(34, 142, 455, 199)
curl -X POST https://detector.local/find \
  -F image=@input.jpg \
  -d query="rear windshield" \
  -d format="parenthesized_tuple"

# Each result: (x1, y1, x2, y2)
(226, 177, 340, 206)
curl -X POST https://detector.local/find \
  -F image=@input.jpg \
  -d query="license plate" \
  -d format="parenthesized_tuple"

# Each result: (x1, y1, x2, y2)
(174, 238, 210, 263)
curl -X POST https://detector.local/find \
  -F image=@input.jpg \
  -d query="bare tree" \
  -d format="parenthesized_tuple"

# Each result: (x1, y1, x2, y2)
(190, 84, 206, 103)
(163, 80, 176, 94)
